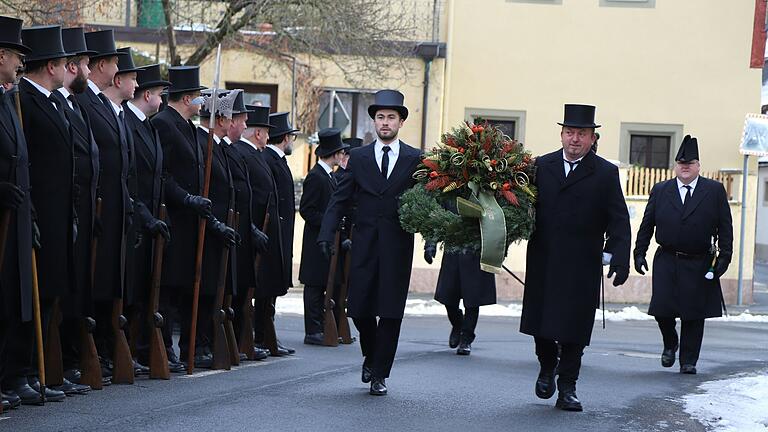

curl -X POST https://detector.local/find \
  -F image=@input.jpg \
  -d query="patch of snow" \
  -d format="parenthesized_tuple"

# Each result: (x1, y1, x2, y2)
(683, 372, 768, 432)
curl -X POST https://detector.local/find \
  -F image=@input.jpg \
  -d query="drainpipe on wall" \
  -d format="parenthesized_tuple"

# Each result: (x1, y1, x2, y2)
(415, 42, 441, 150)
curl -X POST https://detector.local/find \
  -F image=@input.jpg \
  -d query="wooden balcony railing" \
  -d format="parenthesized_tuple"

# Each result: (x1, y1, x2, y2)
(625, 167, 736, 200)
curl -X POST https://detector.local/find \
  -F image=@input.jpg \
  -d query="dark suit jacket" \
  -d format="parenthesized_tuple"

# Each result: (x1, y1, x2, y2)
(263, 146, 295, 289)
(299, 163, 336, 286)
(519, 149, 631, 346)
(634, 177, 733, 319)
(223, 141, 255, 289)
(19, 78, 74, 301)
(318, 141, 421, 319)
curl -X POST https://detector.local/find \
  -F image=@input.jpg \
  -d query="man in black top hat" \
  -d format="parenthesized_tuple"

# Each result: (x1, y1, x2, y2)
(318, 89, 421, 395)
(232, 105, 278, 360)
(299, 128, 348, 345)
(151, 65, 210, 369)
(0, 14, 34, 410)
(634, 135, 732, 375)
(519, 104, 631, 411)
(16, 24, 75, 403)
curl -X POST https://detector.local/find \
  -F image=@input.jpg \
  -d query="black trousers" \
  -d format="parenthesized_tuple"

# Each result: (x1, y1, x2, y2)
(0, 318, 33, 386)
(179, 294, 213, 358)
(353, 317, 402, 379)
(655, 317, 705, 366)
(303, 284, 325, 335)
(446, 306, 479, 342)
(159, 285, 183, 358)
(253, 296, 274, 345)
(534, 337, 584, 392)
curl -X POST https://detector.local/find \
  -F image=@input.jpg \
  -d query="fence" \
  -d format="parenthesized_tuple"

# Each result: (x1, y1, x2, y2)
(625, 167, 736, 200)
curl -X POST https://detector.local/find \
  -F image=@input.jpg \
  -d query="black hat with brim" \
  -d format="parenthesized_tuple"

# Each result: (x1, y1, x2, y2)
(115, 47, 143, 75)
(84, 30, 128, 59)
(316, 128, 350, 158)
(21, 25, 68, 63)
(342, 137, 363, 149)
(675, 135, 699, 162)
(557, 104, 601, 129)
(0, 16, 31, 55)
(167, 65, 206, 94)
(61, 27, 97, 57)
(136, 64, 171, 91)
(268, 112, 300, 139)
(245, 104, 273, 128)
(367, 89, 409, 120)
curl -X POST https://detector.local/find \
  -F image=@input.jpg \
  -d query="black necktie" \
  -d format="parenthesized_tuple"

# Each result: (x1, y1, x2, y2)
(67, 94, 83, 120)
(564, 159, 579, 177)
(381, 146, 391, 179)
(49, 94, 70, 129)
(682, 185, 692, 206)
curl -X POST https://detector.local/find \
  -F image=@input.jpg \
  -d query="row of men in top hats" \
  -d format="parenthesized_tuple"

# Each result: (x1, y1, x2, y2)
(0, 16, 336, 411)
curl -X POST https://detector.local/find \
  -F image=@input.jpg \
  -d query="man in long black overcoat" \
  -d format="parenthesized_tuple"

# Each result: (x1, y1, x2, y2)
(318, 90, 421, 396)
(633, 135, 732, 375)
(520, 104, 631, 411)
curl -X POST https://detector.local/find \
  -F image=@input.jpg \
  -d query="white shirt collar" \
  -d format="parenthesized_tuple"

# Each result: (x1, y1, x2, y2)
(126, 101, 146, 121)
(375, 139, 400, 157)
(562, 149, 585, 163)
(222, 136, 232, 145)
(57, 87, 71, 99)
(109, 98, 122, 116)
(87, 79, 101, 95)
(240, 136, 260, 151)
(267, 144, 286, 158)
(23, 77, 51, 98)
(677, 176, 699, 191)
(317, 159, 333, 175)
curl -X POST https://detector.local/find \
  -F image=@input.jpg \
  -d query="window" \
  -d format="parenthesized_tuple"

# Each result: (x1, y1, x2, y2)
(600, 0, 655, 8)
(317, 90, 376, 143)
(764, 179, 768, 206)
(226, 82, 278, 112)
(465, 108, 526, 141)
(629, 135, 671, 169)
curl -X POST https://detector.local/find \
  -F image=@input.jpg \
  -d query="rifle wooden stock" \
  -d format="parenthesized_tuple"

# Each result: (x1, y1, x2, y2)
(111, 298, 134, 384)
(147, 203, 170, 379)
(322, 231, 341, 347)
(211, 209, 234, 370)
(262, 298, 278, 356)
(43, 297, 64, 386)
(239, 211, 269, 359)
(31, 250, 46, 403)
(224, 212, 241, 366)
(337, 230, 353, 344)
(78, 317, 102, 389)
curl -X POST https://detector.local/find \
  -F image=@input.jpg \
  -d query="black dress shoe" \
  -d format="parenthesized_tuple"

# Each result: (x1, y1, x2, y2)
(361, 365, 373, 384)
(28, 378, 67, 402)
(253, 347, 269, 360)
(456, 341, 472, 356)
(168, 361, 186, 373)
(101, 376, 112, 386)
(51, 378, 90, 395)
(167, 349, 182, 365)
(535, 369, 557, 399)
(192, 353, 214, 369)
(63, 369, 82, 384)
(555, 389, 583, 412)
(369, 377, 387, 396)
(680, 364, 697, 374)
(661, 344, 678, 368)
(133, 359, 151, 376)
(449, 327, 461, 349)
(2, 391, 21, 409)
(303, 333, 324, 346)
(277, 341, 295, 355)
(7, 380, 43, 406)
(2, 398, 9, 411)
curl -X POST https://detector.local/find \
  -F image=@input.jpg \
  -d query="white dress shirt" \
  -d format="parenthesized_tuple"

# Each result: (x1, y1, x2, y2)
(375, 139, 400, 179)
(108, 99, 122, 117)
(240, 136, 260, 152)
(267, 144, 285, 158)
(57, 87, 74, 110)
(676, 176, 699, 204)
(562, 149, 584, 177)
(126, 101, 146, 121)
(23, 77, 56, 110)
(87, 79, 101, 96)
(317, 159, 333, 177)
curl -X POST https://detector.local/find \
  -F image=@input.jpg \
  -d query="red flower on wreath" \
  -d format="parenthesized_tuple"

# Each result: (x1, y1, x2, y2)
(502, 190, 519, 206)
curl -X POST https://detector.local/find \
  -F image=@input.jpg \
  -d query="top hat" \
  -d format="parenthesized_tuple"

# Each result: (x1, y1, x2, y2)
(245, 105, 273, 128)
(21, 26, 68, 63)
(557, 104, 601, 129)
(268, 112, 300, 139)
(0, 16, 31, 55)
(675, 135, 699, 162)
(115, 47, 143, 75)
(84, 30, 128, 59)
(61, 28, 97, 57)
(167, 66, 206, 94)
(342, 137, 363, 150)
(136, 64, 171, 91)
(316, 128, 350, 158)
(367, 89, 408, 120)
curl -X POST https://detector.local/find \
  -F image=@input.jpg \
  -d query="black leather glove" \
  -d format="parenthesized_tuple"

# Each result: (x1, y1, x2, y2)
(341, 238, 352, 252)
(0, 181, 24, 210)
(32, 220, 41, 250)
(424, 242, 437, 265)
(318, 240, 334, 260)
(250, 224, 268, 254)
(147, 218, 170, 242)
(184, 194, 212, 217)
(634, 255, 648, 275)
(715, 258, 730, 278)
(207, 217, 237, 246)
(607, 265, 629, 287)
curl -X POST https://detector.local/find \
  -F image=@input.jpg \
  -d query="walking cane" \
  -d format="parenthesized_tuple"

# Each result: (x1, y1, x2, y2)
(31, 250, 46, 403)
(502, 264, 525, 286)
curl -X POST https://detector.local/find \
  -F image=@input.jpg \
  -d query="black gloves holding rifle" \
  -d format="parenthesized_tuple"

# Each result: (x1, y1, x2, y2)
(184, 194, 212, 217)
(147, 218, 171, 242)
(207, 216, 238, 247)
(319, 240, 334, 260)
(251, 224, 268, 253)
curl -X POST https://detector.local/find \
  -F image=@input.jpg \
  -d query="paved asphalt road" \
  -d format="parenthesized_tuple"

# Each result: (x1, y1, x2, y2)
(2, 309, 767, 432)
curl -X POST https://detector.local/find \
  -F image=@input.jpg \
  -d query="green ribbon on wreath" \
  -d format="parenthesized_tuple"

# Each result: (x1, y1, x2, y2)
(456, 181, 506, 274)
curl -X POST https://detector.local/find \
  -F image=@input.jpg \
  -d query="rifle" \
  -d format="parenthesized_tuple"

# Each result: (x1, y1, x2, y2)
(147, 203, 170, 379)
(31, 250, 46, 403)
(239, 207, 269, 359)
(43, 297, 64, 386)
(322, 230, 341, 347)
(337, 230, 353, 344)
(111, 296, 134, 384)
(80, 197, 103, 389)
(224, 212, 240, 366)
(211, 208, 234, 370)
(188, 44, 222, 374)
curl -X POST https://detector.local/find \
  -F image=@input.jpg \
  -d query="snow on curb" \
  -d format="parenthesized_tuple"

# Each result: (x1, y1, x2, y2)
(683, 372, 768, 432)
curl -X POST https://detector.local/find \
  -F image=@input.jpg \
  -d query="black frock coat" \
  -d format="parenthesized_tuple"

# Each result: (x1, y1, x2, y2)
(263, 146, 295, 290)
(19, 79, 75, 301)
(519, 150, 631, 346)
(633, 177, 733, 319)
(232, 140, 287, 298)
(435, 252, 496, 308)
(151, 106, 204, 289)
(223, 141, 255, 289)
(0, 88, 33, 322)
(299, 163, 336, 287)
(319, 142, 421, 319)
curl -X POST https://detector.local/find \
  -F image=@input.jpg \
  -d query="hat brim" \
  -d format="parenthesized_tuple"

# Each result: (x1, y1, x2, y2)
(246, 122, 274, 128)
(89, 50, 129, 60)
(269, 128, 300, 139)
(557, 122, 601, 129)
(0, 41, 32, 55)
(66, 49, 98, 58)
(368, 104, 409, 120)
(167, 86, 207, 94)
(316, 143, 350, 158)
(136, 80, 172, 91)
(116, 66, 144, 75)
(24, 51, 69, 63)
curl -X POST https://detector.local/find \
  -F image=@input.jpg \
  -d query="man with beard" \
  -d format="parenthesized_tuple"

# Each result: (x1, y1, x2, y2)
(318, 90, 421, 396)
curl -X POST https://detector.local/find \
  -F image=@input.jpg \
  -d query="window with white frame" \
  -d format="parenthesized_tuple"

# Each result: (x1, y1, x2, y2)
(317, 90, 377, 144)
(619, 122, 683, 169)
